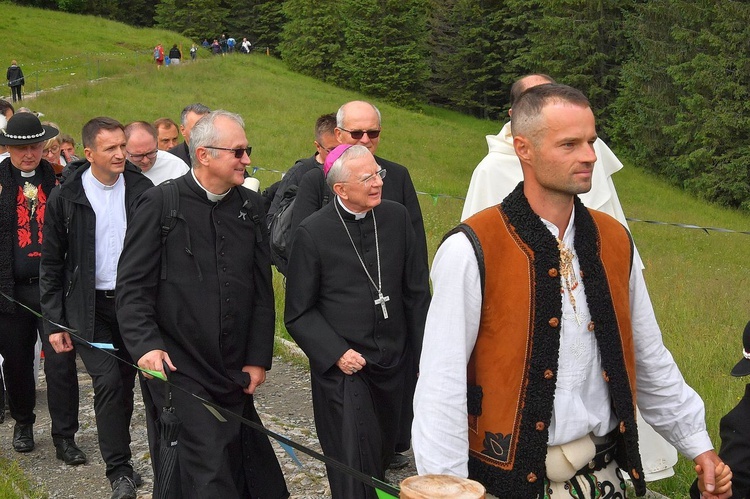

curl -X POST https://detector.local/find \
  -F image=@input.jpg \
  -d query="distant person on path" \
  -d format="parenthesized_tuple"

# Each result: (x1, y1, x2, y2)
(168, 44, 181, 65)
(241, 37, 252, 54)
(168, 103, 211, 166)
(117, 110, 289, 498)
(285, 144, 431, 498)
(40, 117, 153, 499)
(691, 320, 750, 499)
(220, 34, 228, 55)
(202, 39, 210, 51)
(153, 117, 180, 151)
(190, 43, 198, 61)
(0, 113, 58, 456)
(6, 60, 24, 102)
(227, 36, 236, 53)
(153, 44, 164, 69)
(211, 39, 221, 56)
(412, 84, 732, 499)
(124, 121, 188, 185)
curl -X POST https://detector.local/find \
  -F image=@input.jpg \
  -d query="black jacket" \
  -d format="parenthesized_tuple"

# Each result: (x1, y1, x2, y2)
(6, 64, 23, 87)
(40, 159, 153, 341)
(167, 141, 191, 167)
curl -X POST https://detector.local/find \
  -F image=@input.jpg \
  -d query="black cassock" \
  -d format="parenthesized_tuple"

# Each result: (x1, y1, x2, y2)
(285, 199, 430, 499)
(116, 174, 288, 499)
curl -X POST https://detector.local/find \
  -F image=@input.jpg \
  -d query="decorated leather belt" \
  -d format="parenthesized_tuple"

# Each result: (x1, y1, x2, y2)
(575, 438, 617, 476)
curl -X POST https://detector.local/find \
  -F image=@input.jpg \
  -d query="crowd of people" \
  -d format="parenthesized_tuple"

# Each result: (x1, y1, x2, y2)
(0, 74, 746, 499)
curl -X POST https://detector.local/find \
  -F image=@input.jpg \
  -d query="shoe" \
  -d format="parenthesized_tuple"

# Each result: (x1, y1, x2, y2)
(132, 470, 142, 487)
(110, 476, 137, 499)
(12, 423, 34, 453)
(388, 452, 410, 470)
(54, 438, 87, 465)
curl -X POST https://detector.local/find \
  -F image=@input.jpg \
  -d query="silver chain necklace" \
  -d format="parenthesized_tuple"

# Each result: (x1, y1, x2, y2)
(334, 200, 390, 319)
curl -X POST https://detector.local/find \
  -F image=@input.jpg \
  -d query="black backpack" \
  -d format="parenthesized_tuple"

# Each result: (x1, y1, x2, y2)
(269, 173, 330, 276)
(159, 180, 262, 279)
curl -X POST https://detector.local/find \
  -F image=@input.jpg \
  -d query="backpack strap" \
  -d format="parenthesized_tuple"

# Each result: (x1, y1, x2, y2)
(159, 181, 180, 280)
(238, 186, 264, 243)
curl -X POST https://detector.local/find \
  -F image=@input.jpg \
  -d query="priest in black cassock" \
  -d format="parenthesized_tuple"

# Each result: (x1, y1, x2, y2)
(285, 144, 431, 498)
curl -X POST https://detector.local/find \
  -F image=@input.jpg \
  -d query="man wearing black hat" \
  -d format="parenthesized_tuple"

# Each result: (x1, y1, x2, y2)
(0, 113, 59, 454)
(40, 117, 153, 499)
(692, 320, 750, 499)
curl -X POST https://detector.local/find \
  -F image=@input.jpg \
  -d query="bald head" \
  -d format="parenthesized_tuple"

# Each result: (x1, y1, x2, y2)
(509, 74, 556, 111)
(335, 101, 382, 154)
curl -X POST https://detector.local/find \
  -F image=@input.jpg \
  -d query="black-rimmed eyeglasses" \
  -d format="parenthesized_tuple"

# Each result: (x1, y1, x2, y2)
(338, 127, 381, 140)
(126, 149, 158, 161)
(204, 146, 252, 158)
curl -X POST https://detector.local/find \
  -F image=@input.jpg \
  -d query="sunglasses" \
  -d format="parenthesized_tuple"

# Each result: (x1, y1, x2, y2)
(338, 127, 381, 140)
(204, 146, 252, 158)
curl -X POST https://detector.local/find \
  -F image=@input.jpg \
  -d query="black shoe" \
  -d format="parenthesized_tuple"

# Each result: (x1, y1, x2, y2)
(12, 423, 34, 452)
(54, 438, 87, 465)
(110, 476, 137, 499)
(388, 452, 410, 470)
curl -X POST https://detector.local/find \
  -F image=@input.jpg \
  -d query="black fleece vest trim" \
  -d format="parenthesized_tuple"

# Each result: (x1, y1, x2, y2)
(449, 184, 645, 498)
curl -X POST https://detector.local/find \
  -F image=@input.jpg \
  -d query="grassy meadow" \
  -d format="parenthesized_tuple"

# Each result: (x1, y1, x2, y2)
(1, 3, 749, 497)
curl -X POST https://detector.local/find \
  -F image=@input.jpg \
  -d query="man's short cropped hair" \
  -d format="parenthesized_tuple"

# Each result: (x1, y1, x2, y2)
(179, 103, 211, 126)
(336, 102, 381, 128)
(315, 113, 337, 143)
(510, 84, 590, 143)
(82, 117, 124, 148)
(509, 74, 556, 107)
(153, 117, 178, 131)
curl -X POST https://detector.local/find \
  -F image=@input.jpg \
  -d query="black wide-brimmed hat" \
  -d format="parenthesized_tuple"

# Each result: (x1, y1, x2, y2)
(0, 112, 58, 145)
(730, 321, 750, 377)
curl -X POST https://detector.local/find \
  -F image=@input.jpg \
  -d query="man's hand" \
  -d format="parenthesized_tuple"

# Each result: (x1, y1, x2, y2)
(243, 365, 266, 395)
(138, 350, 176, 379)
(694, 450, 732, 498)
(336, 348, 366, 376)
(49, 332, 74, 353)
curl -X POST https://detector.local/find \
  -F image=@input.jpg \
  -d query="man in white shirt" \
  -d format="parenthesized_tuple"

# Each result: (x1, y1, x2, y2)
(40, 117, 153, 499)
(124, 121, 188, 185)
(412, 84, 731, 499)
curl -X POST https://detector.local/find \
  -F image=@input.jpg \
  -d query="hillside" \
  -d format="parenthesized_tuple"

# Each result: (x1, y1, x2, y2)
(1, 4, 749, 497)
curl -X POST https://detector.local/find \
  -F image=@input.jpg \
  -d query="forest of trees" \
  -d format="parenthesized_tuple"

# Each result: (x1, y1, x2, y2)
(13, 0, 750, 210)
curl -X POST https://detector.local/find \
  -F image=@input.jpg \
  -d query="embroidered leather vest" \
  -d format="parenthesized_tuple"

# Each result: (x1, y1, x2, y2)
(448, 187, 645, 498)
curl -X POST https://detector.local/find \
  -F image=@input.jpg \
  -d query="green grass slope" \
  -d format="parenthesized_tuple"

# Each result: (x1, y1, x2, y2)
(2, 4, 749, 497)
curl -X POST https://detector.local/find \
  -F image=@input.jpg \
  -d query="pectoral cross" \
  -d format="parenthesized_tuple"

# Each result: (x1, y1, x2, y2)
(375, 292, 390, 319)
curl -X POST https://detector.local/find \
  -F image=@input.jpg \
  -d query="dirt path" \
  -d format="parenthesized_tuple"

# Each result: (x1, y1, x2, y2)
(0, 355, 416, 498)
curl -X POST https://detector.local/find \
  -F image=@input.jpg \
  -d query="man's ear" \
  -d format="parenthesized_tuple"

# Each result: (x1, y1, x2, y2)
(83, 147, 94, 163)
(194, 146, 210, 167)
(514, 135, 533, 163)
(332, 182, 347, 199)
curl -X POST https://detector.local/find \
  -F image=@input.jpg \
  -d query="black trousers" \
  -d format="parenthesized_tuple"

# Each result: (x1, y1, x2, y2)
(0, 282, 40, 426)
(76, 292, 136, 483)
(40, 330, 80, 440)
(10, 85, 22, 102)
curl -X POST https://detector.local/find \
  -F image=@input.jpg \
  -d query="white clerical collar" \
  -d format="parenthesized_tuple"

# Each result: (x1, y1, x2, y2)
(85, 169, 123, 190)
(191, 169, 229, 202)
(336, 196, 367, 220)
(20, 170, 36, 178)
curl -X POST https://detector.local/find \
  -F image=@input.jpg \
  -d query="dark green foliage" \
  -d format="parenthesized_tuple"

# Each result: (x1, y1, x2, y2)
(335, 0, 430, 108)
(249, 0, 287, 54)
(278, 0, 343, 81)
(155, 0, 229, 40)
(613, 0, 750, 209)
